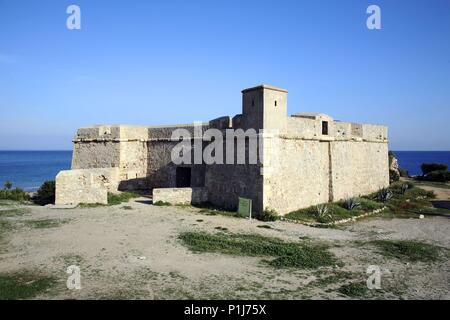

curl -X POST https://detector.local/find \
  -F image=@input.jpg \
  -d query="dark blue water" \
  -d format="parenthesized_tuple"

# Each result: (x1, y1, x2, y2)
(394, 151, 450, 176)
(0, 151, 72, 192)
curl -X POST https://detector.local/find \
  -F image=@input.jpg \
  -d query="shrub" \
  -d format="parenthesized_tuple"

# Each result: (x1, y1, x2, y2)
(342, 198, 361, 211)
(0, 186, 29, 202)
(389, 169, 400, 184)
(377, 188, 393, 203)
(421, 163, 448, 175)
(400, 183, 410, 195)
(257, 208, 279, 222)
(357, 198, 384, 211)
(423, 170, 450, 183)
(399, 168, 409, 178)
(3, 181, 12, 190)
(35, 181, 55, 205)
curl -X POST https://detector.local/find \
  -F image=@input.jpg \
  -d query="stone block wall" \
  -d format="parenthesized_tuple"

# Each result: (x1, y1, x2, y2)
(153, 187, 208, 205)
(55, 168, 120, 205)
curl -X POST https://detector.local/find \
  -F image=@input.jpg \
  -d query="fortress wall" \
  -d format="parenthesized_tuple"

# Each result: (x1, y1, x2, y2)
(262, 135, 389, 215)
(333, 122, 352, 140)
(147, 140, 179, 188)
(330, 141, 389, 201)
(118, 140, 149, 190)
(203, 133, 264, 213)
(72, 141, 121, 169)
(361, 124, 388, 142)
(263, 139, 330, 215)
(55, 167, 120, 205)
(205, 164, 263, 213)
(285, 117, 321, 139)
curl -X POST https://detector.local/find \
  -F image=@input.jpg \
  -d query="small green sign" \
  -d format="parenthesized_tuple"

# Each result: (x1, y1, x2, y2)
(238, 197, 252, 219)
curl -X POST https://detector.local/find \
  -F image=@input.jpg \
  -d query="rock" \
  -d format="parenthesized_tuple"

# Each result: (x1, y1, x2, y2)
(138, 256, 146, 260)
(419, 215, 425, 219)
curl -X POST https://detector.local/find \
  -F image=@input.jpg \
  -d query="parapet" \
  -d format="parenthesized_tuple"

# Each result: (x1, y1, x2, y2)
(286, 115, 387, 143)
(74, 125, 149, 142)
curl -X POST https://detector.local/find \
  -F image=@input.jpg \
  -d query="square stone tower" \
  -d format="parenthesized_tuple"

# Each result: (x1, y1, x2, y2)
(241, 84, 288, 131)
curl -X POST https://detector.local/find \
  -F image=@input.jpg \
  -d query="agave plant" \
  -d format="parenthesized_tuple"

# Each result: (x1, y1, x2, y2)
(314, 204, 332, 221)
(400, 183, 410, 196)
(377, 188, 393, 203)
(344, 198, 361, 211)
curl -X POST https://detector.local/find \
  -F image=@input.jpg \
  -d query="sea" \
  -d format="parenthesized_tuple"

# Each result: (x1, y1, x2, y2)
(0, 151, 449, 192)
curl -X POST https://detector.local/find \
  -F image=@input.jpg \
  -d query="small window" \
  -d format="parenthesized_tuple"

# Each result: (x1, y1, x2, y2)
(274, 100, 277, 107)
(322, 121, 329, 135)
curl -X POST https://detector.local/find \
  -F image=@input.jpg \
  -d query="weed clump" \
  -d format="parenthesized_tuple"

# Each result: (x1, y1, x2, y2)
(179, 231, 338, 269)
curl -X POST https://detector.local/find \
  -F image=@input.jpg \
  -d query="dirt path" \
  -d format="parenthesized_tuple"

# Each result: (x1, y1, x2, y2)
(0, 197, 449, 300)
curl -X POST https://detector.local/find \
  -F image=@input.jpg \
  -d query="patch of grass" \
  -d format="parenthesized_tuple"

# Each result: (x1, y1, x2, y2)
(107, 192, 139, 206)
(78, 192, 139, 208)
(0, 208, 28, 217)
(371, 240, 445, 262)
(286, 203, 355, 224)
(312, 271, 356, 288)
(179, 231, 338, 269)
(24, 218, 70, 229)
(0, 271, 57, 300)
(0, 219, 14, 243)
(338, 282, 369, 298)
(153, 200, 171, 206)
(121, 205, 133, 210)
(363, 184, 436, 219)
(413, 207, 450, 216)
(257, 225, 273, 229)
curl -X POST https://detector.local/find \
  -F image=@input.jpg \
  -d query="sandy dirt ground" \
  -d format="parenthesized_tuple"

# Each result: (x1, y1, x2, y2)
(0, 196, 449, 300)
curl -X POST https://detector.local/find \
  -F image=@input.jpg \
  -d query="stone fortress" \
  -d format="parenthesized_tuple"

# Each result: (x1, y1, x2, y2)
(55, 84, 389, 215)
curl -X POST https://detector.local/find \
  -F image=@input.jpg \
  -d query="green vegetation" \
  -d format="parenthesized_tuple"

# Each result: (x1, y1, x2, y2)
(0, 208, 28, 217)
(0, 220, 14, 241)
(416, 163, 450, 183)
(4, 181, 12, 190)
(0, 271, 57, 300)
(24, 218, 69, 229)
(338, 282, 369, 298)
(153, 200, 171, 206)
(0, 182, 29, 202)
(421, 163, 448, 175)
(371, 240, 445, 262)
(79, 192, 139, 207)
(258, 208, 279, 222)
(35, 180, 55, 205)
(286, 202, 376, 224)
(107, 192, 139, 205)
(179, 231, 338, 269)
(285, 181, 438, 224)
(195, 203, 245, 218)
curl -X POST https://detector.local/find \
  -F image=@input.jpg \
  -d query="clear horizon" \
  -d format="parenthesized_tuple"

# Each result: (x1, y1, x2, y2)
(1, 0, 450, 151)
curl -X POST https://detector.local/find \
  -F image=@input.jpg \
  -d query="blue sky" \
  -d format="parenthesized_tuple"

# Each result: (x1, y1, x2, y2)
(0, 0, 449, 150)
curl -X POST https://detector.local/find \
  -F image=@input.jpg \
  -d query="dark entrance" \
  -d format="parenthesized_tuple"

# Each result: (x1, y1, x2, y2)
(176, 167, 191, 187)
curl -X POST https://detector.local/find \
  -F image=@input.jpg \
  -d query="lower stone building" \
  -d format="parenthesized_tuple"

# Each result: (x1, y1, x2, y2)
(56, 84, 389, 215)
